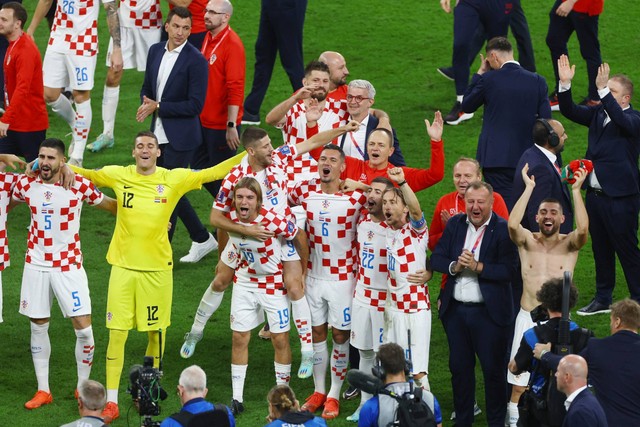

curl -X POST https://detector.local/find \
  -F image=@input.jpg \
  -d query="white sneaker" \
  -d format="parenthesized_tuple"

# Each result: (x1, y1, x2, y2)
(180, 331, 203, 358)
(179, 233, 218, 263)
(297, 350, 314, 379)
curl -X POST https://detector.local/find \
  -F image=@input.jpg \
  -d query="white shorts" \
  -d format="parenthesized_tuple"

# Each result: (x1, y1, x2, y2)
(383, 308, 431, 375)
(306, 275, 354, 329)
(291, 205, 306, 231)
(230, 285, 290, 333)
(19, 266, 91, 318)
(106, 27, 161, 71)
(281, 240, 301, 262)
(350, 299, 385, 352)
(508, 307, 535, 386)
(43, 50, 97, 91)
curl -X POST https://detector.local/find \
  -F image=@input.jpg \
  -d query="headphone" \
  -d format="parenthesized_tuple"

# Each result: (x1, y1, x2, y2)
(537, 118, 560, 148)
(372, 353, 412, 380)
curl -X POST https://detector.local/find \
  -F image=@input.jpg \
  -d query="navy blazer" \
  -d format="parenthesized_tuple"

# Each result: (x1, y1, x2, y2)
(140, 41, 208, 152)
(338, 114, 406, 166)
(559, 89, 640, 197)
(563, 388, 608, 427)
(462, 63, 552, 169)
(513, 146, 573, 233)
(431, 213, 518, 327)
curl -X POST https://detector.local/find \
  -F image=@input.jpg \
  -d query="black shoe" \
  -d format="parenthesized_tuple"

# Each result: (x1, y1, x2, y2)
(437, 66, 455, 81)
(241, 111, 261, 125)
(444, 101, 474, 125)
(577, 299, 611, 316)
(342, 385, 360, 400)
(230, 398, 245, 416)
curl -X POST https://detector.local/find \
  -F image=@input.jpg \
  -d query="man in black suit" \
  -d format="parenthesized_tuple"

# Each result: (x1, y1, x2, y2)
(557, 55, 640, 315)
(555, 355, 608, 427)
(432, 181, 518, 427)
(513, 118, 572, 233)
(461, 37, 551, 209)
(137, 7, 217, 263)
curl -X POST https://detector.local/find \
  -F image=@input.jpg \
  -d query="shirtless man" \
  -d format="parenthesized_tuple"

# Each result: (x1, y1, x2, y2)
(505, 163, 589, 426)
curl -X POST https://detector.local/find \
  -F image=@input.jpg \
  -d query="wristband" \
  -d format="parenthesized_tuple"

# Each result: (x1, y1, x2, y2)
(398, 180, 407, 187)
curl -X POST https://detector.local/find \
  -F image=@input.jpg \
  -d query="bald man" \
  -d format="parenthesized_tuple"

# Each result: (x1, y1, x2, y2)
(556, 355, 608, 427)
(318, 51, 349, 99)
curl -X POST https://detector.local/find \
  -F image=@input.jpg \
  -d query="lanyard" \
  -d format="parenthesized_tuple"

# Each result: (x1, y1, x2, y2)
(201, 27, 229, 65)
(348, 131, 365, 158)
(469, 226, 486, 254)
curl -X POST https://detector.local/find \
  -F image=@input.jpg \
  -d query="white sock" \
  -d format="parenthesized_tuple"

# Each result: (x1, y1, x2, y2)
(31, 322, 51, 392)
(274, 362, 291, 385)
(75, 326, 95, 389)
(107, 389, 118, 404)
(291, 296, 312, 353)
(72, 99, 92, 159)
(192, 288, 224, 334)
(508, 401, 519, 426)
(102, 86, 119, 137)
(457, 94, 463, 103)
(414, 375, 431, 392)
(359, 349, 376, 405)
(231, 364, 247, 402)
(312, 340, 328, 394)
(328, 340, 349, 400)
(49, 94, 76, 128)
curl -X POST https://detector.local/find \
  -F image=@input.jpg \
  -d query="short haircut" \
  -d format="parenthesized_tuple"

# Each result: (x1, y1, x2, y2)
(377, 343, 406, 376)
(536, 277, 578, 313)
(135, 130, 159, 147)
(533, 119, 555, 147)
(267, 384, 297, 413)
(539, 197, 563, 214)
(611, 74, 634, 98)
(179, 365, 207, 393)
(486, 36, 513, 53)
(320, 143, 345, 161)
(348, 79, 376, 99)
(304, 60, 330, 78)
(454, 157, 481, 173)
(78, 380, 107, 412)
(166, 6, 192, 24)
(368, 128, 394, 148)
(1, 2, 27, 28)
(465, 180, 494, 197)
(234, 176, 263, 207)
(241, 126, 268, 149)
(611, 298, 640, 330)
(39, 138, 65, 156)
(371, 176, 395, 189)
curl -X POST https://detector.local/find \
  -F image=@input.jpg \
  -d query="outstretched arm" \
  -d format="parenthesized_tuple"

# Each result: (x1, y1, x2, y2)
(296, 120, 360, 155)
(508, 164, 535, 246)
(568, 168, 589, 250)
(96, 195, 118, 216)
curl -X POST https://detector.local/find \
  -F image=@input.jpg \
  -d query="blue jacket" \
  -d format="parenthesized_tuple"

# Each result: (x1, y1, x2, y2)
(563, 388, 608, 427)
(265, 410, 326, 426)
(160, 398, 235, 427)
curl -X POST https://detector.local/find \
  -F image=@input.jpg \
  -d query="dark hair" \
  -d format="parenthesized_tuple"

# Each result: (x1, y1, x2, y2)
(371, 176, 394, 189)
(377, 343, 406, 376)
(40, 138, 65, 155)
(533, 119, 555, 147)
(166, 6, 192, 24)
(368, 128, 394, 148)
(135, 130, 159, 147)
(1, 2, 27, 28)
(241, 127, 268, 148)
(486, 36, 512, 53)
(536, 277, 578, 313)
(539, 198, 563, 214)
(304, 60, 330, 78)
(465, 180, 494, 196)
(267, 384, 297, 413)
(320, 143, 345, 161)
(611, 299, 640, 330)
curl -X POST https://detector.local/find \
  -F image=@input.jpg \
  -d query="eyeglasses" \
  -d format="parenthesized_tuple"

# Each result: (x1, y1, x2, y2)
(204, 9, 226, 15)
(346, 95, 371, 103)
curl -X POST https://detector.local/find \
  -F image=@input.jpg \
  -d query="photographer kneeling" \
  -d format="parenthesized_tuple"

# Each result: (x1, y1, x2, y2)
(161, 365, 235, 427)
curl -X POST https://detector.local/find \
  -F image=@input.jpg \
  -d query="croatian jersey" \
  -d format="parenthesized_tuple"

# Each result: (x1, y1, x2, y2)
(119, 0, 162, 29)
(0, 173, 19, 271)
(214, 144, 297, 219)
(12, 175, 104, 271)
(289, 179, 366, 281)
(222, 208, 298, 295)
(354, 212, 391, 311)
(282, 98, 348, 191)
(386, 219, 429, 313)
(48, 0, 111, 57)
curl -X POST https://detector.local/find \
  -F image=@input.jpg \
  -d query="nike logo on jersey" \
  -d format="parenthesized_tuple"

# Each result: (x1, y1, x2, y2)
(319, 210, 330, 215)
(147, 321, 158, 326)
(72, 306, 82, 312)
(238, 243, 249, 247)
(42, 202, 52, 207)
(124, 185, 133, 189)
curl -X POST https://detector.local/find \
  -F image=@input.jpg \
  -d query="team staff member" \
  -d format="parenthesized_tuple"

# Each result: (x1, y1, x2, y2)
(69, 131, 245, 423)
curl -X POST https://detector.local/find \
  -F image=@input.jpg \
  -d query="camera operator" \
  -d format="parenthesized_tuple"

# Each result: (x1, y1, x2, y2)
(160, 365, 235, 427)
(61, 380, 107, 427)
(358, 343, 443, 427)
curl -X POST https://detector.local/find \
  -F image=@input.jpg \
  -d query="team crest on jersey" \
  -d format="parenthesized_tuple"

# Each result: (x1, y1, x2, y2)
(367, 230, 374, 241)
(21, 300, 28, 309)
(359, 173, 367, 182)
(156, 184, 164, 194)
(322, 200, 330, 209)
(44, 191, 53, 201)
(107, 312, 113, 321)
(227, 250, 238, 263)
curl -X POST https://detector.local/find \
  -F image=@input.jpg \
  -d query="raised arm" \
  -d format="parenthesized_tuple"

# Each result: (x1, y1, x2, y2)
(265, 86, 314, 126)
(404, 113, 445, 191)
(296, 120, 360, 155)
(388, 167, 423, 223)
(567, 168, 589, 250)
(508, 164, 535, 246)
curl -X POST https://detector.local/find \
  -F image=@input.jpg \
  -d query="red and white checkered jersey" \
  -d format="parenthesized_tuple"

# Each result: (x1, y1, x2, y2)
(0, 173, 19, 271)
(12, 175, 104, 271)
(386, 221, 430, 313)
(119, 0, 162, 29)
(282, 98, 348, 191)
(354, 212, 392, 311)
(222, 207, 298, 295)
(289, 179, 366, 281)
(214, 144, 298, 220)
(48, 0, 110, 56)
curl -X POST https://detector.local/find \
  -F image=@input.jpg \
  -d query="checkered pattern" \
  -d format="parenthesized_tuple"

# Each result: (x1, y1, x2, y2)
(214, 144, 297, 220)
(0, 173, 19, 271)
(121, 0, 162, 29)
(354, 212, 392, 310)
(387, 221, 430, 313)
(331, 346, 349, 381)
(289, 179, 366, 280)
(82, 344, 95, 366)
(295, 318, 312, 344)
(49, 0, 101, 56)
(13, 175, 104, 271)
(228, 208, 298, 295)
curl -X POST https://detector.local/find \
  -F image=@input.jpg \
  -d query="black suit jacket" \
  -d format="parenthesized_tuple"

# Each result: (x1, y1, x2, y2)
(513, 145, 573, 233)
(431, 213, 518, 327)
(563, 388, 608, 427)
(338, 114, 406, 166)
(140, 41, 208, 152)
